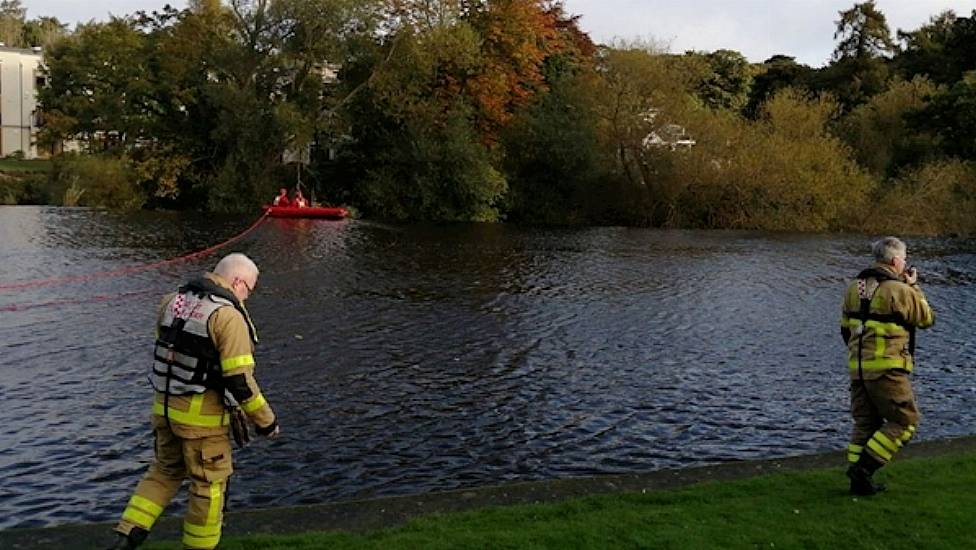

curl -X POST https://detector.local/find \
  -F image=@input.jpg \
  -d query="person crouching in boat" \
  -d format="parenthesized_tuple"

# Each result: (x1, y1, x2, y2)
(294, 190, 308, 208)
(272, 188, 291, 207)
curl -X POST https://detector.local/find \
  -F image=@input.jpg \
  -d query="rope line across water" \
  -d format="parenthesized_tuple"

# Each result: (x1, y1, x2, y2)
(0, 289, 159, 313)
(0, 211, 269, 293)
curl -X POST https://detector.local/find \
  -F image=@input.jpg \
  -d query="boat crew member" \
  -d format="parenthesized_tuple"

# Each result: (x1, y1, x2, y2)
(841, 236, 934, 495)
(108, 253, 280, 549)
(272, 188, 290, 207)
(294, 190, 308, 208)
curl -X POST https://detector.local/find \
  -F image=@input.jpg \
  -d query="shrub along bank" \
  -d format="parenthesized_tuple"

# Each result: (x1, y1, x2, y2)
(0, 159, 54, 205)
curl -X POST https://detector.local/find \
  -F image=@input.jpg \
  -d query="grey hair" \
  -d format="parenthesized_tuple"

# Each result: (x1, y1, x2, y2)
(872, 236, 906, 263)
(214, 253, 259, 281)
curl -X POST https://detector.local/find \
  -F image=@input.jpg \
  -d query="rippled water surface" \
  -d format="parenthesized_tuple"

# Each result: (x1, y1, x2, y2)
(2, 206, 976, 529)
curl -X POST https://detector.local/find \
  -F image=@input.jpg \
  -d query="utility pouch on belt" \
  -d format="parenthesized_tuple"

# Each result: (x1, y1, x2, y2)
(230, 407, 251, 448)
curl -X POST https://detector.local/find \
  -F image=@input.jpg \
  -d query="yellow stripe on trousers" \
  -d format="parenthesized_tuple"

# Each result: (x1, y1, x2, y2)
(182, 481, 223, 549)
(121, 494, 164, 529)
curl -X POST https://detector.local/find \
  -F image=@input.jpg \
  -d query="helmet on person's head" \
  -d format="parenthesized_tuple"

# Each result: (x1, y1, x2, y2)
(279, 188, 287, 194)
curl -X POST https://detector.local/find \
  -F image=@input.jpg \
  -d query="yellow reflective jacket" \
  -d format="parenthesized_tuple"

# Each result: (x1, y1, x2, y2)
(841, 264, 935, 380)
(153, 273, 276, 439)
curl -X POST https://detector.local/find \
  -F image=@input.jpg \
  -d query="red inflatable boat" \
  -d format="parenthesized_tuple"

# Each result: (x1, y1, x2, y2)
(264, 205, 349, 219)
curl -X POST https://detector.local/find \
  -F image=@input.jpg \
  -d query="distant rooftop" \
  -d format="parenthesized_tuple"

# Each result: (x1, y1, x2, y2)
(0, 45, 43, 55)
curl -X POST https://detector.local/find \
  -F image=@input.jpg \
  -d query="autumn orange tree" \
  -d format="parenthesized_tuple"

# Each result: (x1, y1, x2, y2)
(462, 0, 563, 140)
(332, 0, 596, 220)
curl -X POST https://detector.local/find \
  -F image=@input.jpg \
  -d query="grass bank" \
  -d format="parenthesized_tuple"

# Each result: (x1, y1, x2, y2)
(143, 451, 976, 550)
(0, 158, 56, 205)
(0, 158, 52, 173)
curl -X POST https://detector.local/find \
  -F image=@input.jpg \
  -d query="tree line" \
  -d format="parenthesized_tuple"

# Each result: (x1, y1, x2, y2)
(25, 1, 976, 234)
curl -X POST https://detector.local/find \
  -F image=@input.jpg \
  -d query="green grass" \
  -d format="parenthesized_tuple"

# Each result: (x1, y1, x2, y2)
(146, 453, 976, 549)
(0, 158, 52, 173)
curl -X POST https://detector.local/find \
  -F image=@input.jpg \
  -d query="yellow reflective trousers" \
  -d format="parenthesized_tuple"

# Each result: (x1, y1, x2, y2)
(115, 417, 233, 549)
(848, 369, 919, 465)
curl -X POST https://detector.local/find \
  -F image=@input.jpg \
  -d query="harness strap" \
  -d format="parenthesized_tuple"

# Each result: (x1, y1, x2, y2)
(154, 278, 257, 428)
(843, 310, 910, 328)
(161, 318, 187, 431)
(856, 291, 871, 380)
(850, 269, 914, 379)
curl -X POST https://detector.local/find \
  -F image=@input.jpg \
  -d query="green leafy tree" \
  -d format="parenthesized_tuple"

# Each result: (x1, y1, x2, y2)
(199, 0, 382, 210)
(357, 106, 507, 221)
(40, 0, 381, 210)
(501, 70, 609, 224)
(913, 71, 976, 161)
(867, 159, 976, 235)
(579, 43, 706, 225)
(837, 76, 940, 177)
(335, 19, 507, 220)
(744, 55, 813, 118)
(820, 1, 897, 108)
(895, 10, 976, 85)
(667, 89, 875, 231)
(833, 1, 896, 61)
(592, 44, 695, 180)
(0, 0, 26, 46)
(895, 10, 958, 84)
(37, 19, 151, 152)
(688, 49, 754, 111)
(23, 16, 68, 48)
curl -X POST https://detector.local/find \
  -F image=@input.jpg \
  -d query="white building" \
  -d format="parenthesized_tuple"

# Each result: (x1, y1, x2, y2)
(640, 108, 696, 151)
(643, 123, 696, 150)
(0, 45, 44, 159)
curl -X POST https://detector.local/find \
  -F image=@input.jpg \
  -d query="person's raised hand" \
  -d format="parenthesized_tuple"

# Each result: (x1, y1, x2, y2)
(904, 267, 918, 285)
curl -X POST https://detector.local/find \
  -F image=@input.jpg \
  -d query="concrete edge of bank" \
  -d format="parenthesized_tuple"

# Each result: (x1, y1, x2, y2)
(5, 435, 976, 549)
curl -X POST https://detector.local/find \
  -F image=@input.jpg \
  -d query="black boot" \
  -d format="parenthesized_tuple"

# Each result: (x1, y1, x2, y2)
(106, 527, 149, 549)
(846, 454, 886, 496)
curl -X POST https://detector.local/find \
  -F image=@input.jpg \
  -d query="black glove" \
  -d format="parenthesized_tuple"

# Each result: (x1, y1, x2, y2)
(229, 407, 251, 448)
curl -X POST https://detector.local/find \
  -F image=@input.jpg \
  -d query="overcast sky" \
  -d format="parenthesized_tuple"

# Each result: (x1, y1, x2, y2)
(562, 0, 976, 66)
(23, 0, 976, 67)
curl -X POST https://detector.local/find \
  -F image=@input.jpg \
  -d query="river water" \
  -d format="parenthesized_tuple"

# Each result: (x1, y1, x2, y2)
(1, 206, 975, 529)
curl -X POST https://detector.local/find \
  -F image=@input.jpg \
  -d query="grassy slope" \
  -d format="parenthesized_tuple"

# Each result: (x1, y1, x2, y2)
(145, 452, 976, 549)
(0, 158, 51, 173)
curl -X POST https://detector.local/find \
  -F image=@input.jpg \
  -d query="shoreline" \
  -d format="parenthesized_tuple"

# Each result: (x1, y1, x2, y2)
(4, 434, 976, 549)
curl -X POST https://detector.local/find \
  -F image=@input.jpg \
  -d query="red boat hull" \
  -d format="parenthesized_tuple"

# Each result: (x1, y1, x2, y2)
(264, 206, 348, 219)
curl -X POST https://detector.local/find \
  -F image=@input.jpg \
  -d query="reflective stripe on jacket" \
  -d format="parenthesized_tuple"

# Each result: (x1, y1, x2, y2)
(840, 265, 935, 379)
(152, 291, 230, 395)
(150, 274, 276, 438)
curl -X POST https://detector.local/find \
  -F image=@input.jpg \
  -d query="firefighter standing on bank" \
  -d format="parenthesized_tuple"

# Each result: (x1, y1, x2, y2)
(841, 236, 934, 495)
(109, 253, 279, 549)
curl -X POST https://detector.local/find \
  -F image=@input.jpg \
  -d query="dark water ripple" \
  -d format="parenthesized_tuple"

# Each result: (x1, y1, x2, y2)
(3, 207, 976, 528)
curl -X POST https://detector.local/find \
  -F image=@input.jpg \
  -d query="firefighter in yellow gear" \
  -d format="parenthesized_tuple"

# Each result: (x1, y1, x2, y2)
(840, 237, 934, 495)
(109, 253, 279, 550)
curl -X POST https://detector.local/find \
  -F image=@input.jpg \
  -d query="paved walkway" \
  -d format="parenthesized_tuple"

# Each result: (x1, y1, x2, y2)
(4, 435, 976, 549)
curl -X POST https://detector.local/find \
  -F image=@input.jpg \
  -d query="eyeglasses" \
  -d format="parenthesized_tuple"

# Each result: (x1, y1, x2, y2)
(236, 278, 255, 295)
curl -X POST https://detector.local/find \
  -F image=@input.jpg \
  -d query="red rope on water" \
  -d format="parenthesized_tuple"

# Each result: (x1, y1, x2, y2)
(0, 289, 159, 312)
(0, 210, 270, 293)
